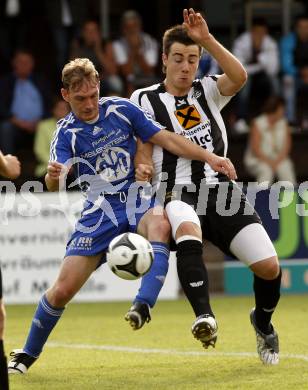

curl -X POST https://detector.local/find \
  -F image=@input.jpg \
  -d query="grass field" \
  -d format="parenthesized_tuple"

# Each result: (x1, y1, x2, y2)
(5, 294, 308, 390)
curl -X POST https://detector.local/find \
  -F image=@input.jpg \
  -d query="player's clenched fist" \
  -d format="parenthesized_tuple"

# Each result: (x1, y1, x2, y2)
(135, 164, 154, 182)
(0, 154, 21, 179)
(47, 161, 67, 179)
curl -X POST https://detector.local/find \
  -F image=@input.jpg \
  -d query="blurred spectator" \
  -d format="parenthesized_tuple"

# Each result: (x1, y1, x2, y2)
(0, 50, 51, 155)
(113, 10, 159, 96)
(34, 98, 69, 183)
(232, 18, 279, 132)
(244, 96, 296, 185)
(195, 11, 219, 79)
(196, 50, 219, 78)
(0, 0, 32, 74)
(280, 15, 308, 124)
(296, 65, 308, 130)
(43, 0, 88, 71)
(70, 20, 123, 95)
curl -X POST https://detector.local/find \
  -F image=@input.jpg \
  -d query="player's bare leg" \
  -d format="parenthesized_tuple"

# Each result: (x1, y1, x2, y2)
(8, 254, 102, 374)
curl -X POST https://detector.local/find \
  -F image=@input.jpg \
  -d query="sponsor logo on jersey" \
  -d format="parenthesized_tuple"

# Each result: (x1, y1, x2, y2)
(176, 98, 187, 107)
(193, 90, 202, 99)
(96, 146, 131, 182)
(186, 132, 212, 147)
(92, 130, 116, 147)
(93, 125, 103, 136)
(174, 105, 201, 130)
(179, 119, 212, 147)
(81, 133, 130, 158)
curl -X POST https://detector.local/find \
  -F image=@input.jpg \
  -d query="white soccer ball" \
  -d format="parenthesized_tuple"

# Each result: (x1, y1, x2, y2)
(107, 233, 154, 280)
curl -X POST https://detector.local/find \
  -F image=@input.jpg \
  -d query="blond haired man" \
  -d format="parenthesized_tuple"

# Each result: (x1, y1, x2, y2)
(8, 57, 236, 373)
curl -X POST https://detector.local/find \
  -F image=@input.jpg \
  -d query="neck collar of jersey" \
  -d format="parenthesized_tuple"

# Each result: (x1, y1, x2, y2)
(161, 81, 190, 99)
(85, 114, 99, 124)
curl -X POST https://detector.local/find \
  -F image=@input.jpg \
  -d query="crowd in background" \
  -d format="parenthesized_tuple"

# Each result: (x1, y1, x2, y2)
(0, 0, 307, 186)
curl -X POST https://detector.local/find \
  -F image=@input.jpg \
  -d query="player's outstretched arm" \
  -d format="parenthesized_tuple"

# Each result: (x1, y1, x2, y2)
(45, 161, 68, 192)
(149, 129, 237, 180)
(134, 138, 154, 181)
(183, 8, 247, 96)
(0, 151, 21, 179)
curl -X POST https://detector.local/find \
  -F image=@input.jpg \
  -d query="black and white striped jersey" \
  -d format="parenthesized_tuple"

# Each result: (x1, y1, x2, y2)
(130, 76, 232, 190)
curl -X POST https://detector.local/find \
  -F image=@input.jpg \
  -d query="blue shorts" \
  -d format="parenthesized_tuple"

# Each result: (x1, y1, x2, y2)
(65, 190, 157, 263)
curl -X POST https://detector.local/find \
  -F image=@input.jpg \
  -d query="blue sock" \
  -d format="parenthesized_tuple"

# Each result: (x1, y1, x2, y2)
(134, 241, 169, 308)
(24, 295, 64, 358)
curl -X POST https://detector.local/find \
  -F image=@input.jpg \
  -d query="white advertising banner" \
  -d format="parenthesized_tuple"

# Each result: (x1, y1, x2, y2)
(0, 191, 179, 304)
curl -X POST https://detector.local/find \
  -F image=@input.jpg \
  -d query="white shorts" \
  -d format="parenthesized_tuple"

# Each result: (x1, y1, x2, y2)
(165, 200, 201, 239)
(230, 223, 277, 266)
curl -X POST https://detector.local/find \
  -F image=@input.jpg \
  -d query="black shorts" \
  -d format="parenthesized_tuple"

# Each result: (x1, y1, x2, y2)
(167, 181, 261, 256)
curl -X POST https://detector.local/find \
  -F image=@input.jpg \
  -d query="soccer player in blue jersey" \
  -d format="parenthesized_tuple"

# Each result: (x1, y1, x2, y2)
(8, 58, 236, 373)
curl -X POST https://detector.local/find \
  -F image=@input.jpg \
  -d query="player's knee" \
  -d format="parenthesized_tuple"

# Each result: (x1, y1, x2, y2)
(147, 215, 171, 242)
(49, 285, 74, 307)
(176, 221, 201, 240)
(252, 256, 280, 280)
(265, 260, 280, 280)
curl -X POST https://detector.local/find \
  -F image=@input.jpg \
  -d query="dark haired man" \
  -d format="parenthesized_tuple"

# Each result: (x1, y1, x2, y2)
(126, 9, 281, 365)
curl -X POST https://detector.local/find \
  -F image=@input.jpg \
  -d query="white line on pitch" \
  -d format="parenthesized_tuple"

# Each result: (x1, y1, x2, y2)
(47, 342, 308, 362)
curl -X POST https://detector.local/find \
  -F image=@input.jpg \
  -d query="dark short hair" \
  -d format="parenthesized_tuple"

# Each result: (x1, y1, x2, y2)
(251, 17, 268, 28)
(295, 14, 308, 25)
(162, 25, 201, 73)
(13, 48, 34, 59)
(262, 96, 285, 114)
(163, 25, 201, 55)
(121, 10, 141, 26)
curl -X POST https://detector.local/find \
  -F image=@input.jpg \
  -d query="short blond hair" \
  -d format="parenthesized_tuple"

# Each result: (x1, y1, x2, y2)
(62, 58, 100, 91)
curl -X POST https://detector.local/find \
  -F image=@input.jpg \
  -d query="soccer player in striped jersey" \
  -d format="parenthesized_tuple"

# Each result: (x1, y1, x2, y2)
(0, 150, 21, 389)
(126, 9, 281, 365)
(8, 58, 236, 374)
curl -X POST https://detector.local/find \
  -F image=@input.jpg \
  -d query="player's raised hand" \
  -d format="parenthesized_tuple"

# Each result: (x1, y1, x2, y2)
(183, 8, 210, 44)
(135, 164, 154, 182)
(47, 161, 67, 179)
(206, 154, 237, 180)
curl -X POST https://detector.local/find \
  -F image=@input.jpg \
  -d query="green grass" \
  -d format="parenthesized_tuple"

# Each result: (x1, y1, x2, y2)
(6, 295, 308, 390)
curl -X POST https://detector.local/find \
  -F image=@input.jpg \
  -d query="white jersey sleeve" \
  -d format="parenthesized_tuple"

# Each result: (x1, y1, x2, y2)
(130, 89, 142, 106)
(130, 88, 157, 120)
(49, 126, 73, 164)
(200, 75, 233, 111)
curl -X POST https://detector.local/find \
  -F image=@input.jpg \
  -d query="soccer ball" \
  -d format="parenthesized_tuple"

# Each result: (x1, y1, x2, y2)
(107, 233, 154, 280)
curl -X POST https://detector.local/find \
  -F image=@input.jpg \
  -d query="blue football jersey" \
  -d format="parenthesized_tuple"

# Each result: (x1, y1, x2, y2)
(49, 96, 164, 198)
